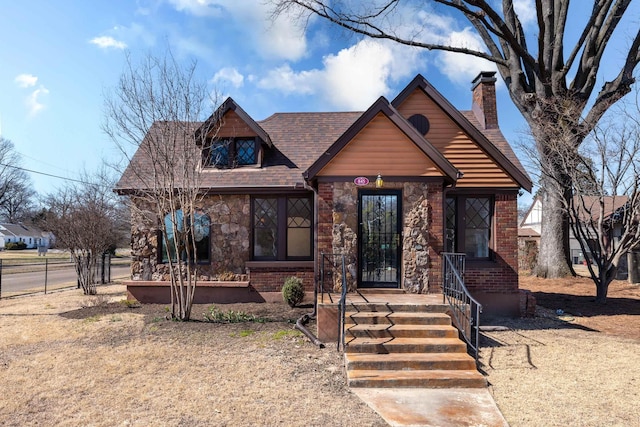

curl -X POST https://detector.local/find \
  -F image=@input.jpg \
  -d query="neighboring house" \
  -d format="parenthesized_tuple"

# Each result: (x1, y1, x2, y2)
(116, 71, 532, 316)
(0, 223, 53, 249)
(519, 195, 630, 276)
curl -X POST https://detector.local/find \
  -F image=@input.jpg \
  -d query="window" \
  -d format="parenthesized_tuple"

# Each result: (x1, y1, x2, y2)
(207, 138, 257, 168)
(252, 196, 312, 260)
(160, 209, 211, 263)
(446, 196, 492, 259)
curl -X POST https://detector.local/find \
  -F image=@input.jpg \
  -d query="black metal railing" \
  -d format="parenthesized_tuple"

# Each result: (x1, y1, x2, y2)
(319, 252, 348, 351)
(442, 252, 482, 362)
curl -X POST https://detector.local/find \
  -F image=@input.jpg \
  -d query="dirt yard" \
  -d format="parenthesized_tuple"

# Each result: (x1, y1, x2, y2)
(481, 274, 640, 426)
(0, 276, 639, 426)
(0, 286, 385, 426)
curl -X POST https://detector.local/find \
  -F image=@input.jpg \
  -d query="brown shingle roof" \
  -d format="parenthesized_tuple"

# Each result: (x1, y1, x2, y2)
(197, 111, 362, 189)
(116, 74, 531, 194)
(518, 227, 540, 238)
(572, 195, 629, 223)
(115, 112, 362, 192)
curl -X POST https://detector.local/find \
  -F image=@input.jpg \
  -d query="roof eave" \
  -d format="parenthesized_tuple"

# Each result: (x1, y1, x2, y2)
(392, 74, 532, 192)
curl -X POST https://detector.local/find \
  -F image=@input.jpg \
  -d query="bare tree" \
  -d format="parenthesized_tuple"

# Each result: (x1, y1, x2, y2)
(519, 89, 640, 302)
(273, 0, 640, 278)
(566, 103, 640, 303)
(104, 52, 219, 320)
(0, 137, 35, 219)
(0, 178, 37, 223)
(44, 170, 126, 295)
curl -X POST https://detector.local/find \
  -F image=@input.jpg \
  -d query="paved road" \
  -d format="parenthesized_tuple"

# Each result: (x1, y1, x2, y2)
(0, 263, 130, 295)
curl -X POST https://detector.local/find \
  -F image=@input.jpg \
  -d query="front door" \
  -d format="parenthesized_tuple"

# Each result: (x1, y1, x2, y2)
(358, 190, 401, 288)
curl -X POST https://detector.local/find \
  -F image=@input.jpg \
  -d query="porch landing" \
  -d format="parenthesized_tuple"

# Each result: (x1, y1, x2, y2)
(318, 290, 444, 306)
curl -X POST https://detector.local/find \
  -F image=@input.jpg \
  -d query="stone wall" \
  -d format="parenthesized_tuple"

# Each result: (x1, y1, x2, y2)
(319, 180, 444, 293)
(129, 195, 251, 281)
(402, 182, 433, 293)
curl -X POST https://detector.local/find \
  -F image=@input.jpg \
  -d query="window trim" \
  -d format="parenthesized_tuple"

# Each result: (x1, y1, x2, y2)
(204, 137, 259, 168)
(251, 195, 313, 261)
(446, 195, 494, 261)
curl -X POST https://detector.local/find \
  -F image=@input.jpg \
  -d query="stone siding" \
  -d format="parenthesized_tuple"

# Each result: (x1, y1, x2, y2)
(319, 180, 444, 293)
(129, 195, 314, 295)
(129, 195, 251, 281)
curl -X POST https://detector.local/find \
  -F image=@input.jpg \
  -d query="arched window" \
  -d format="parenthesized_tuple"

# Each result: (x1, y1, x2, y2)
(160, 210, 211, 263)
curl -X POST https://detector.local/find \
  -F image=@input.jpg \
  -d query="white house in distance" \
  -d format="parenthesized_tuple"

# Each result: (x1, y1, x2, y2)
(519, 196, 632, 279)
(0, 223, 53, 250)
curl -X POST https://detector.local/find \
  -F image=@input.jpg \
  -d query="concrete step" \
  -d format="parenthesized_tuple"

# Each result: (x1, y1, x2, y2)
(348, 302, 449, 313)
(345, 352, 477, 371)
(345, 323, 459, 339)
(345, 337, 467, 354)
(357, 288, 406, 295)
(347, 368, 487, 388)
(346, 311, 452, 326)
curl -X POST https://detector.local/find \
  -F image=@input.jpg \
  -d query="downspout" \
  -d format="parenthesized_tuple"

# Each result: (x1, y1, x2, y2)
(293, 178, 325, 348)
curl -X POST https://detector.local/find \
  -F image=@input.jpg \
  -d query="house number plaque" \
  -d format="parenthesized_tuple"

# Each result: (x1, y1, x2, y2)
(354, 177, 370, 186)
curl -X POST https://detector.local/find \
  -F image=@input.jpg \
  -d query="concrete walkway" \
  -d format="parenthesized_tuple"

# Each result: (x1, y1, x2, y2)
(353, 388, 508, 427)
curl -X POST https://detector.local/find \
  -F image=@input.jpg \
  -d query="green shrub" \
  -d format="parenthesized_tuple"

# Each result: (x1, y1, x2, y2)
(5, 242, 27, 250)
(282, 276, 305, 308)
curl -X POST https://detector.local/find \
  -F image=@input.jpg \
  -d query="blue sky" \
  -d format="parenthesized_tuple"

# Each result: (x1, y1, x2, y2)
(1, 1, 638, 206)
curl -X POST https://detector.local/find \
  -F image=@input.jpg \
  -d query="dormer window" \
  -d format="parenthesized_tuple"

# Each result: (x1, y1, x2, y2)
(206, 137, 257, 168)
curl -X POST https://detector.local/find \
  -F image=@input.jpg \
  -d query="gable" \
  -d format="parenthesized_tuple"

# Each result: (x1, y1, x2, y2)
(395, 88, 518, 188)
(521, 198, 542, 230)
(215, 109, 259, 139)
(317, 112, 445, 177)
(195, 97, 272, 148)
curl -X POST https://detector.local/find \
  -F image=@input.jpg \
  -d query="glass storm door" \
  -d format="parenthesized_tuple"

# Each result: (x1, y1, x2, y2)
(358, 190, 401, 288)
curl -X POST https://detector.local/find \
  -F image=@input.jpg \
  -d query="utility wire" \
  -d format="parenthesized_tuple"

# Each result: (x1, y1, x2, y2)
(0, 162, 106, 187)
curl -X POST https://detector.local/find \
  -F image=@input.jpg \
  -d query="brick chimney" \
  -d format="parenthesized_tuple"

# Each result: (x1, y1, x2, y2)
(471, 71, 498, 129)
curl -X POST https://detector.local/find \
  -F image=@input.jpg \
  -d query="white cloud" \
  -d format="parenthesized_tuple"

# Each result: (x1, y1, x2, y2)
(259, 39, 422, 110)
(89, 36, 127, 50)
(26, 86, 49, 117)
(166, 0, 222, 17)
(259, 64, 319, 96)
(15, 74, 38, 88)
(256, 7, 307, 61)
(322, 40, 394, 109)
(14, 74, 49, 116)
(512, 0, 536, 27)
(167, 0, 307, 61)
(436, 28, 497, 85)
(212, 67, 245, 88)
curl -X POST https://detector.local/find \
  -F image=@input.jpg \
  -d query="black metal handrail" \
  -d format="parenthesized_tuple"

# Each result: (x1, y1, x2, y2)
(442, 252, 482, 362)
(319, 253, 348, 351)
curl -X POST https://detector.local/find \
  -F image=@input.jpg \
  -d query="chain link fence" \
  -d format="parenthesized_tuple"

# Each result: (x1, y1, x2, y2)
(0, 254, 131, 299)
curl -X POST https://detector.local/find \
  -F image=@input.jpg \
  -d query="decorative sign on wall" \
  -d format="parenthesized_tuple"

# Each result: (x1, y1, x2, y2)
(354, 176, 370, 186)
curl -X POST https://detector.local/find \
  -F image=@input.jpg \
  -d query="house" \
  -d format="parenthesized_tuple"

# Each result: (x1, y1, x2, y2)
(519, 195, 631, 277)
(0, 223, 52, 250)
(116, 71, 532, 318)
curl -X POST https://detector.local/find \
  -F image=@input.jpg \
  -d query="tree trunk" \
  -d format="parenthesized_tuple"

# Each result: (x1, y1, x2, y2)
(534, 180, 573, 278)
(595, 281, 609, 304)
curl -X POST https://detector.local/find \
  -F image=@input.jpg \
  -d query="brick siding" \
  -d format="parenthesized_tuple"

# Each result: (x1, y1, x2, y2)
(248, 267, 315, 293)
(465, 192, 519, 293)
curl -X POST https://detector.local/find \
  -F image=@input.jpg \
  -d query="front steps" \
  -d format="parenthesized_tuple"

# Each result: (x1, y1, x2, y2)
(344, 300, 486, 388)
